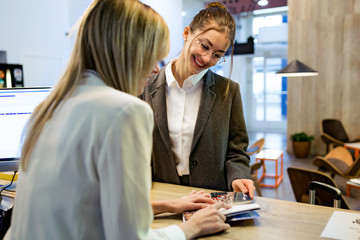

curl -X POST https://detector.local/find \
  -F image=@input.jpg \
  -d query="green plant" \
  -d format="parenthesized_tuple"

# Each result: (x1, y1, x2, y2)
(290, 132, 314, 142)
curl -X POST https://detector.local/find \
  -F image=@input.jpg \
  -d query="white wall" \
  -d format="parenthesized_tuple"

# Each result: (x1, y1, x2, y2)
(0, 0, 183, 86)
(141, 0, 183, 63)
(0, 0, 70, 87)
(222, 55, 251, 123)
(67, 1, 93, 28)
(182, 0, 206, 28)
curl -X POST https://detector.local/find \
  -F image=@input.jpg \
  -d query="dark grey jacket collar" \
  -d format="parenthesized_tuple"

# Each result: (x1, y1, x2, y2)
(149, 65, 217, 153)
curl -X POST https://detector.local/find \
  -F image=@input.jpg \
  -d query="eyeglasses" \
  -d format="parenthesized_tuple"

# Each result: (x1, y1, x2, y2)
(196, 40, 226, 64)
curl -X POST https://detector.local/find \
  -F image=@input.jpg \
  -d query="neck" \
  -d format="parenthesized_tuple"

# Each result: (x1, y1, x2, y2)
(172, 55, 192, 88)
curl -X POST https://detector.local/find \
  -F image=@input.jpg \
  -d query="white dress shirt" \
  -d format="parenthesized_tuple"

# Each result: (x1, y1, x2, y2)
(5, 71, 185, 240)
(165, 60, 208, 176)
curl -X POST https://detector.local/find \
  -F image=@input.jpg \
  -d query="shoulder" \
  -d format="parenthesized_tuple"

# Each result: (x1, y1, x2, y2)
(75, 85, 153, 121)
(206, 70, 239, 94)
(143, 67, 167, 94)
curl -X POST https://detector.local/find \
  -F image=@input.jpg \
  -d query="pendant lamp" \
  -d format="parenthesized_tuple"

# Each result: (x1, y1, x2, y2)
(276, 60, 318, 77)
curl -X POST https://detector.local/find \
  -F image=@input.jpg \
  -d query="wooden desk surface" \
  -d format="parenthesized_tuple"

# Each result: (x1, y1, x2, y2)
(151, 182, 358, 240)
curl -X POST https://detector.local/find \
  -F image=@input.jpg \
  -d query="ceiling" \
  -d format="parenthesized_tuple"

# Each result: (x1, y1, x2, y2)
(206, 0, 288, 14)
(182, 0, 288, 29)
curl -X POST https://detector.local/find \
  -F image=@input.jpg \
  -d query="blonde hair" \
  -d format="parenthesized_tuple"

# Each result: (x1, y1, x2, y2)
(20, 0, 170, 170)
(189, 1, 235, 97)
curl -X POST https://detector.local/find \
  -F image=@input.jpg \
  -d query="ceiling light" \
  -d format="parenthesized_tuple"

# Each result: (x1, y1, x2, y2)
(258, 0, 269, 6)
(253, 6, 288, 15)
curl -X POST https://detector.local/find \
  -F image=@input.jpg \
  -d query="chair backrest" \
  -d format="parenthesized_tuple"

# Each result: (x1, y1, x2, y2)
(246, 138, 265, 156)
(287, 167, 350, 209)
(250, 161, 263, 173)
(347, 154, 360, 177)
(325, 146, 353, 167)
(321, 119, 349, 142)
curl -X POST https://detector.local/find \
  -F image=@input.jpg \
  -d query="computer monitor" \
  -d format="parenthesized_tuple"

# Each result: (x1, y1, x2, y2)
(0, 87, 51, 172)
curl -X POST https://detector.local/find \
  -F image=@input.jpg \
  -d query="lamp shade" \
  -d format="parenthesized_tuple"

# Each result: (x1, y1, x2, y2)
(276, 60, 318, 77)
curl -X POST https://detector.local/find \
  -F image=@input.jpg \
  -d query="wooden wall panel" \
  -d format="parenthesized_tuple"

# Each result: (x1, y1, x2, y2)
(287, 0, 360, 155)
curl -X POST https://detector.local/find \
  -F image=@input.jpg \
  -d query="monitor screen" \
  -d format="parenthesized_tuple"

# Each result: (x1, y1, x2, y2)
(0, 88, 51, 171)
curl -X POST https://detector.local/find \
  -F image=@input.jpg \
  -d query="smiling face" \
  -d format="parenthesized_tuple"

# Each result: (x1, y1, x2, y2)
(182, 26, 230, 76)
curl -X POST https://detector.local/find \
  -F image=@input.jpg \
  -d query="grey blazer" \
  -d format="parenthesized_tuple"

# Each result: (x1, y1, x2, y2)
(141, 67, 250, 191)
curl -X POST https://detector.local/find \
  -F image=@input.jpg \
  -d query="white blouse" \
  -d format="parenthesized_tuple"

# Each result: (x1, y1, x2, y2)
(165, 60, 208, 176)
(5, 71, 185, 240)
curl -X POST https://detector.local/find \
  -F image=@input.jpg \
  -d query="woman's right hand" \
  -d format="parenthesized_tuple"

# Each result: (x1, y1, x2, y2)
(178, 202, 230, 239)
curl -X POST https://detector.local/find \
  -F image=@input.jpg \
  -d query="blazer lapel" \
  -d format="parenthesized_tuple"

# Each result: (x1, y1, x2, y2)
(191, 71, 216, 152)
(150, 69, 174, 157)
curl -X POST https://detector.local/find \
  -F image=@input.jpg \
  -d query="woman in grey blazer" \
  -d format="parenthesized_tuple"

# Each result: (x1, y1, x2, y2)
(141, 2, 254, 197)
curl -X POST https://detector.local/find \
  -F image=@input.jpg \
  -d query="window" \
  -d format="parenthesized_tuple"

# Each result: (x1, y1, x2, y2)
(253, 15, 283, 35)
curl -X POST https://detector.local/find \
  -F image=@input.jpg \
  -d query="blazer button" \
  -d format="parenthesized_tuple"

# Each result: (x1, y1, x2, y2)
(192, 161, 198, 166)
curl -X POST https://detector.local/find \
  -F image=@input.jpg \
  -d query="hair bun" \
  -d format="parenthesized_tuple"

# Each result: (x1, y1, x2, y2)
(207, 2, 228, 11)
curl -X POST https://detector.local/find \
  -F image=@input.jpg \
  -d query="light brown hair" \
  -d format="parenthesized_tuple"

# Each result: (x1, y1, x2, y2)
(20, 0, 170, 170)
(189, 2, 236, 96)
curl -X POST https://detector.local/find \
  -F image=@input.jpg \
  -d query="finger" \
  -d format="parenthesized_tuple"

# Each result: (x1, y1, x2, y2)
(193, 196, 216, 204)
(235, 181, 249, 193)
(222, 223, 231, 231)
(212, 201, 227, 210)
(243, 180, 255, 199)
(232, 185, 240, 192)
(217, 211, 227, 221)
(247, 182, 255, 199)
(214, 204, 229, 221)
(196, 190, 208, 197)
(192, 202, 213, 210)
(190, 190, 197, 195)
(232, 179, 245, 192)
(223, 203, 231, 209)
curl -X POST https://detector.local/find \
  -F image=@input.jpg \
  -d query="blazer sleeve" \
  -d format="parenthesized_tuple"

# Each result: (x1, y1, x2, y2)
(225, 82, 251, 190)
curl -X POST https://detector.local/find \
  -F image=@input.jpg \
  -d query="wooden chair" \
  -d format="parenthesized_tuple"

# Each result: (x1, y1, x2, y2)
(320, 119, 360, 153)
(312, 146, 360, 180)
(309, 181, 342, 208)
(247, 138, 265, 196)
(246, 138, 265, 156)
(287, 166, 350, 209)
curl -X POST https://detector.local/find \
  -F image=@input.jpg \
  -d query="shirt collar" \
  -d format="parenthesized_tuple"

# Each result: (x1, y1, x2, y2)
(165, 59, 208, 87)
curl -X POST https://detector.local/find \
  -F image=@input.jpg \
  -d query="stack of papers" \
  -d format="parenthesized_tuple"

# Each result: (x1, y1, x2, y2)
(321, 211, 360, 239)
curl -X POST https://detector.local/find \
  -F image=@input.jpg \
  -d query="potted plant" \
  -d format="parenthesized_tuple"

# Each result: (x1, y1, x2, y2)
(290, 132, 314, 158)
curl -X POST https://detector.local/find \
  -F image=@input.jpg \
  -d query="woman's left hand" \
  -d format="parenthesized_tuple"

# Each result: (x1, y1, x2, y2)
(152, 190, 215, 215)
(170, 190, 215, 213)
(231, 179, 255, 199)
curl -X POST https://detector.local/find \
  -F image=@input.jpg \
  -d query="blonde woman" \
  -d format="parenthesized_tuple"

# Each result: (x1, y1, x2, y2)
(4, 0, 229, 239)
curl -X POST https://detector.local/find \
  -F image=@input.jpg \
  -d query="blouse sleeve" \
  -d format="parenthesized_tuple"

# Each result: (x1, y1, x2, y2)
(97, 101, 185, 240)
